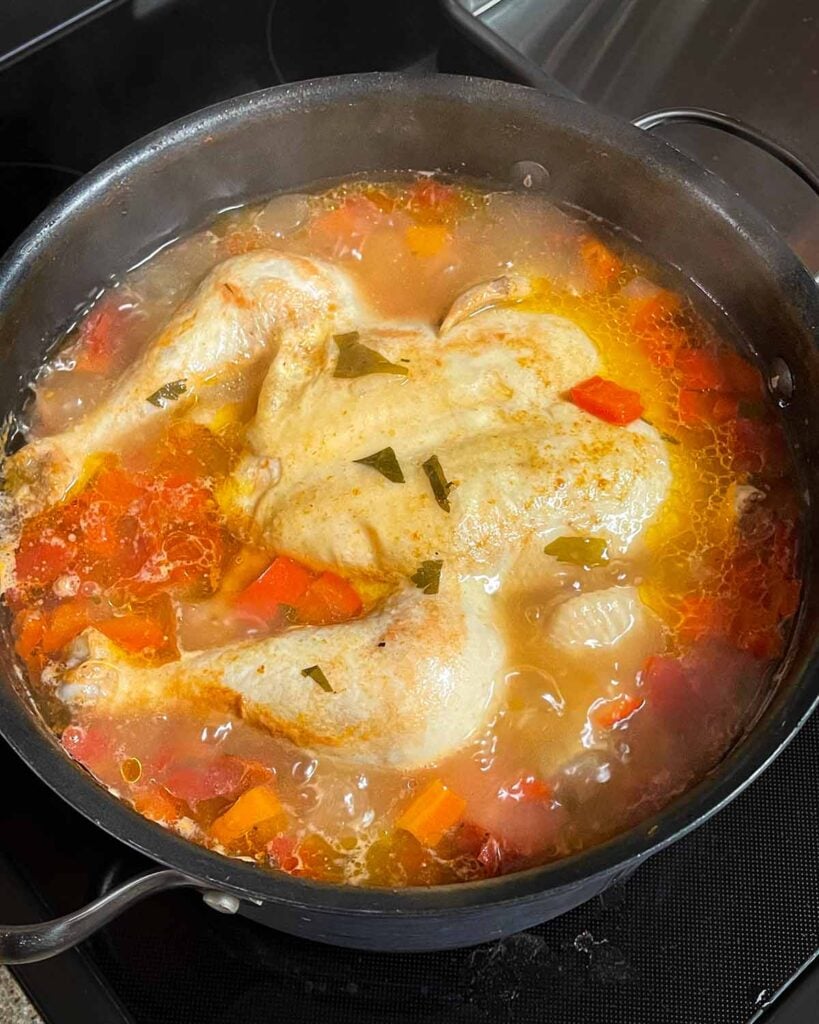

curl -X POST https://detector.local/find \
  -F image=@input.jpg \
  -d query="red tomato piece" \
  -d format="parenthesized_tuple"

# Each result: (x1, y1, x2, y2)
(591, 693, 643, 729)
(61, 723, 112, 768)
(569, 376, 644, 425)
(674, 349, 726, 391)
(161, 755, 249, 807)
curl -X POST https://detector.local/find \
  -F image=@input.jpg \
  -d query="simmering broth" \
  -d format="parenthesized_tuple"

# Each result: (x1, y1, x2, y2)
(2, 177, 800, 886)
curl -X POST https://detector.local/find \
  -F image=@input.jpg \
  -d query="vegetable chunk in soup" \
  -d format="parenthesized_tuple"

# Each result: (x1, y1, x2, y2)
(1, 177, 801, 886)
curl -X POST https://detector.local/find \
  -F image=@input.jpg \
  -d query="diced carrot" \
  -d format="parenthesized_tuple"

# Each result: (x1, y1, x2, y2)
(236, 556, 315, 621)
(210, 783, 284, 846)
(592, 693, 643, 729)
(396, 778, 466, 848)
(133, 785, 182, 824)
(569, 375, 644, 425)
(675, 349, 725, 391)
(406, 223, 450, 257)
(677, 595, 727, 643)
(41, 599, 96, 653)
(296, 571, 363, 625)
(580, 237, 623, 290)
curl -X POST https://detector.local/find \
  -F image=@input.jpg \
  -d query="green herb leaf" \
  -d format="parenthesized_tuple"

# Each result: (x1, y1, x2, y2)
(422, 454, 455, 513)
(544, 536, 609, 568)
(410, 559, 443, 595)
(353, 446, 405, 483)
(147, 379, 187, 407)
(333, 332, 409, 379)
(301, 665, 334, 693)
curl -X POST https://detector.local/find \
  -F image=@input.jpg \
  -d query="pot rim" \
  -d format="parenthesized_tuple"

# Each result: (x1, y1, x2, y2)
(1, 70, 817, 915)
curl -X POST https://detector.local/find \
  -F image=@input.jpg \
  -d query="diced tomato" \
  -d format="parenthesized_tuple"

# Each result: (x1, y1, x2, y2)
(580, 237, 623, 291)
(677, 389, 738, 426)
(236, 556, 315, 621)
(73, 307, 119, 374)
(675, 349, 725, 391)
(629, 289, 682, 333)
(638, 655, 690, 721)
(499, 775, 553, 803)
(591, 693, 643, 729)
(41, 598, 96, 653)
(677, 595, 727, 644)
(267, 834, 299, 872)
(61, 723, 112, 769)
(309, 195, 382, 255)
(407, 179, 461, 222)
(13, 609, 45, 662)
(294, 833, 346, 882)
(96, 611, 169, 654)
(15, 535, 75, 592)
(569, 375, 644, 425)
(296, 571, 363, 625)
(161, 754, 249, 807)
(720, 349, 764, 398)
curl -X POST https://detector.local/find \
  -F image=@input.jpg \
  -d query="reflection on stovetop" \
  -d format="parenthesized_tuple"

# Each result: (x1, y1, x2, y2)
(0, 2, 817, 1023)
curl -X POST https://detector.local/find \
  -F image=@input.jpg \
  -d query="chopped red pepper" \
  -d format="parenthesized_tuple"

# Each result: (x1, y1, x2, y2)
(297, 571, 363, 625)
(569, 376, 644, 425)
(236, 556, 314, 621)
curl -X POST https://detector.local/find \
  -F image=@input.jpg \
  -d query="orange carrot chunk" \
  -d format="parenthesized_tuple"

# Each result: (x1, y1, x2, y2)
(396, 779, 466, 848)
(569, 376, 644, 425)
(210, 783, 283, 846)
(236, 556, 315, 620)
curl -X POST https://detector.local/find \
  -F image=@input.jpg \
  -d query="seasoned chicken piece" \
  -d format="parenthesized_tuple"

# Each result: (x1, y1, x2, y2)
(7, 252, 359, 515)
(61, 577, 502, 770)
(228, 299, 669, 576)
(10, 263, 672, 772)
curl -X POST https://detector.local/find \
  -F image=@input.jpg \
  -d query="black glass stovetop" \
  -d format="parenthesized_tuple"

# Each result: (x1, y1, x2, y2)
(1, 2, 817, 1022)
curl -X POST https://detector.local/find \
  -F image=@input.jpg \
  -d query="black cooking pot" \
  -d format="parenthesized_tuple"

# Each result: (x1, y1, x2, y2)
(0, 73, 817, 962)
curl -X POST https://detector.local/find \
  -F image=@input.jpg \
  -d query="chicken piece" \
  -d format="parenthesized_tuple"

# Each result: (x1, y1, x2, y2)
(6, 252, 359, 516)
(544, 586, 653, 651)
(228, 293, 669, 576)
(60, 577, 502, 770)
(11, 265, 672, 772)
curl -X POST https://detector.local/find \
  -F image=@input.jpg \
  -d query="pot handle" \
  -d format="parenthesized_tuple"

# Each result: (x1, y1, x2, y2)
(0, 868, 227, 964)
(633, 107, 819, 199)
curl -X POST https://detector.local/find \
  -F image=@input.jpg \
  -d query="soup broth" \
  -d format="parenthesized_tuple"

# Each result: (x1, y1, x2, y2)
(2, 177, 801, 886)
